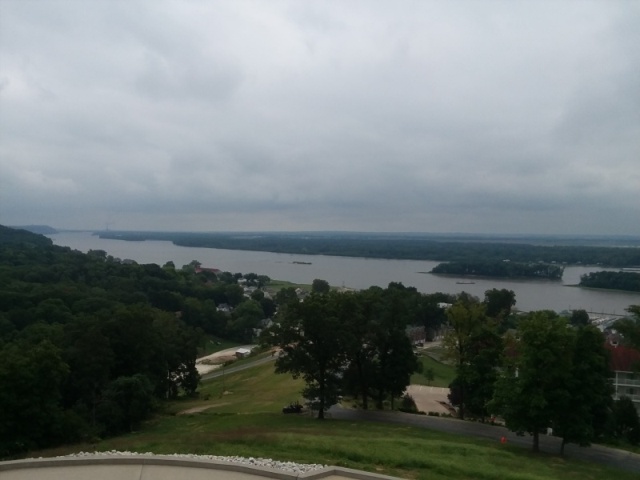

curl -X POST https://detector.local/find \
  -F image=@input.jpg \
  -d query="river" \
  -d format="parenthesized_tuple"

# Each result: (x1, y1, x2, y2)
(50, 231, 640, 315)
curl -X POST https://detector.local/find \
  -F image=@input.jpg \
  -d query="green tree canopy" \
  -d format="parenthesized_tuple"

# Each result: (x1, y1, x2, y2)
(311, 278, 331, 294)
(491, 312, 575, 452)
(268, 291, 348, 419)
(552, 325, 613, 453)
(483, 288, 516, 321)
(443, 300, 487, 419)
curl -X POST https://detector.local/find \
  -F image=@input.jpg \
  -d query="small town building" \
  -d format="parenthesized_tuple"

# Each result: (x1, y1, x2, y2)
(235, 347, 252, 359)
(605, 341, 640, 413)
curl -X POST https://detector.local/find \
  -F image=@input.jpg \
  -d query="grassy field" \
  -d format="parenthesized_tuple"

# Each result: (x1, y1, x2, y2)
(27, 361, 638, 480)
(265, 279, 310, 293)
(411, 353, 456, 388)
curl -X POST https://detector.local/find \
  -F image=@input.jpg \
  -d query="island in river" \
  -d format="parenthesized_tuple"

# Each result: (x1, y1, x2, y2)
(431, 260, 564, 280)
(579, 271, 640, 293)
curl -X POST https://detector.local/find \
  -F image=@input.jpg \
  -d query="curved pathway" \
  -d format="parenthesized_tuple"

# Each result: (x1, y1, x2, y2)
(329, 406, 640, 473)
(200, 355, 275, 381)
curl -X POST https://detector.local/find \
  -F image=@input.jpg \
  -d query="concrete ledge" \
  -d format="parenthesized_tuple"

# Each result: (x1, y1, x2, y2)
(0, 455, 403, 480)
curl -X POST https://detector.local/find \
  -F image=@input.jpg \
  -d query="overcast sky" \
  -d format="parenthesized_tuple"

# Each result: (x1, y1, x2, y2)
(1, 1, 638, 235)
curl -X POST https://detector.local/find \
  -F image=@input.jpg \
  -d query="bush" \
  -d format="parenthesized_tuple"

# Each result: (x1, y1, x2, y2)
(614, 396, 640, 445)
(97, 374, 155, 435)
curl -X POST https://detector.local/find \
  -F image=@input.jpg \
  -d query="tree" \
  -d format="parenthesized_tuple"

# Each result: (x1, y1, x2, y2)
(424, 368, 435, 385)
(415, 294, 449, 340)
(613, 396, 640, 445)
(275, 287, 299, 307)
(311, 278, 330, 294)
(442, 301, 486, 419)
(224, 284, 245, 307)
(484, 288, 516, 321)
(181, 260, 202, 272)
(250, 289, 265, 302)
(0, 339, 69, 455)
(259, 296, 276, 318)
(97, 374, 155, 434)
(367, 287, 420, 409)
(337, 290, 373, 409)
(464, 326, 503, 421)
(552, 325, 613, 454)
(340, 287, 420, 410)
(63, 317, 115, 428)
(614, 305, 640, 349)
(227, 300, 264, 342)
(152, 312, 201, 398)
(569, 309, 590, 327)
(491, 311, 574, 452)
(268, 291, 347, 419)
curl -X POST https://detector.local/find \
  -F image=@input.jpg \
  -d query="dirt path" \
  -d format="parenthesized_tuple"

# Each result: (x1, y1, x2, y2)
(195, 345, 255, 375)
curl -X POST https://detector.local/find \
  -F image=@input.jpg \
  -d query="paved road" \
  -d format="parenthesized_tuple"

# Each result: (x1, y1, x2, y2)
(329, 407, 640, 473)
(200, 355, 275, 381)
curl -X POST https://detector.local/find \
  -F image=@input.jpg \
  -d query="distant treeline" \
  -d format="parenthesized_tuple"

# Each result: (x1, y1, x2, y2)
(579, 271, 640, 292)
(98, 231, 640, 267)
(431, 261, 564, 280)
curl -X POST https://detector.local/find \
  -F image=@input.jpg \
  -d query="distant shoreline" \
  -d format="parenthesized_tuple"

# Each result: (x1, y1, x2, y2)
(91, 230, 640, 268)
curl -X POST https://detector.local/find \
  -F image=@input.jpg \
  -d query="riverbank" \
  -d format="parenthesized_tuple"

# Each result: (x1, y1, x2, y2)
(49, 231, 640, 314)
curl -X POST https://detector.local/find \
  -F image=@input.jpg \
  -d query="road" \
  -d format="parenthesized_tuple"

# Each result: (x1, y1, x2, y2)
(200, 355, 276, 381)
(329, 407, 640, 473)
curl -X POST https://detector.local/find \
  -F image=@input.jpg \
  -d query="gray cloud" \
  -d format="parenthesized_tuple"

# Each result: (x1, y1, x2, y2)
(1, 0, 638, 234)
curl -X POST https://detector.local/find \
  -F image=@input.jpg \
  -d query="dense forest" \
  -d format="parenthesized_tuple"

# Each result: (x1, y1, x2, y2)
(0, 225, 284, 456)
(0, 225, 457, 457)
(580, 271, 640, 293)
(97, 231, 640, 268)
(431, 261, 564, 280)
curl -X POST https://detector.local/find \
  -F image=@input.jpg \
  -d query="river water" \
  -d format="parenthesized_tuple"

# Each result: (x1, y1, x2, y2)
(50, 231, 640, 315)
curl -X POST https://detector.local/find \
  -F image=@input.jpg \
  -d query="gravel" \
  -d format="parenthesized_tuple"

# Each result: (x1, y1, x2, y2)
(55, 451, 328, 473)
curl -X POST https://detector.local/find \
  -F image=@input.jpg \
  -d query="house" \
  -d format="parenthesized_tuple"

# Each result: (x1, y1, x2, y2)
(235, 347, 252, 359)
(253, 318, 274, 338)
(605, 341, 640, 413)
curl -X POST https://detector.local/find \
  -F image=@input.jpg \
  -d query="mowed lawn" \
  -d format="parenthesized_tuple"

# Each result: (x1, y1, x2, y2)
(411, 352, 456, 388)
(28, 361, 638, 480)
